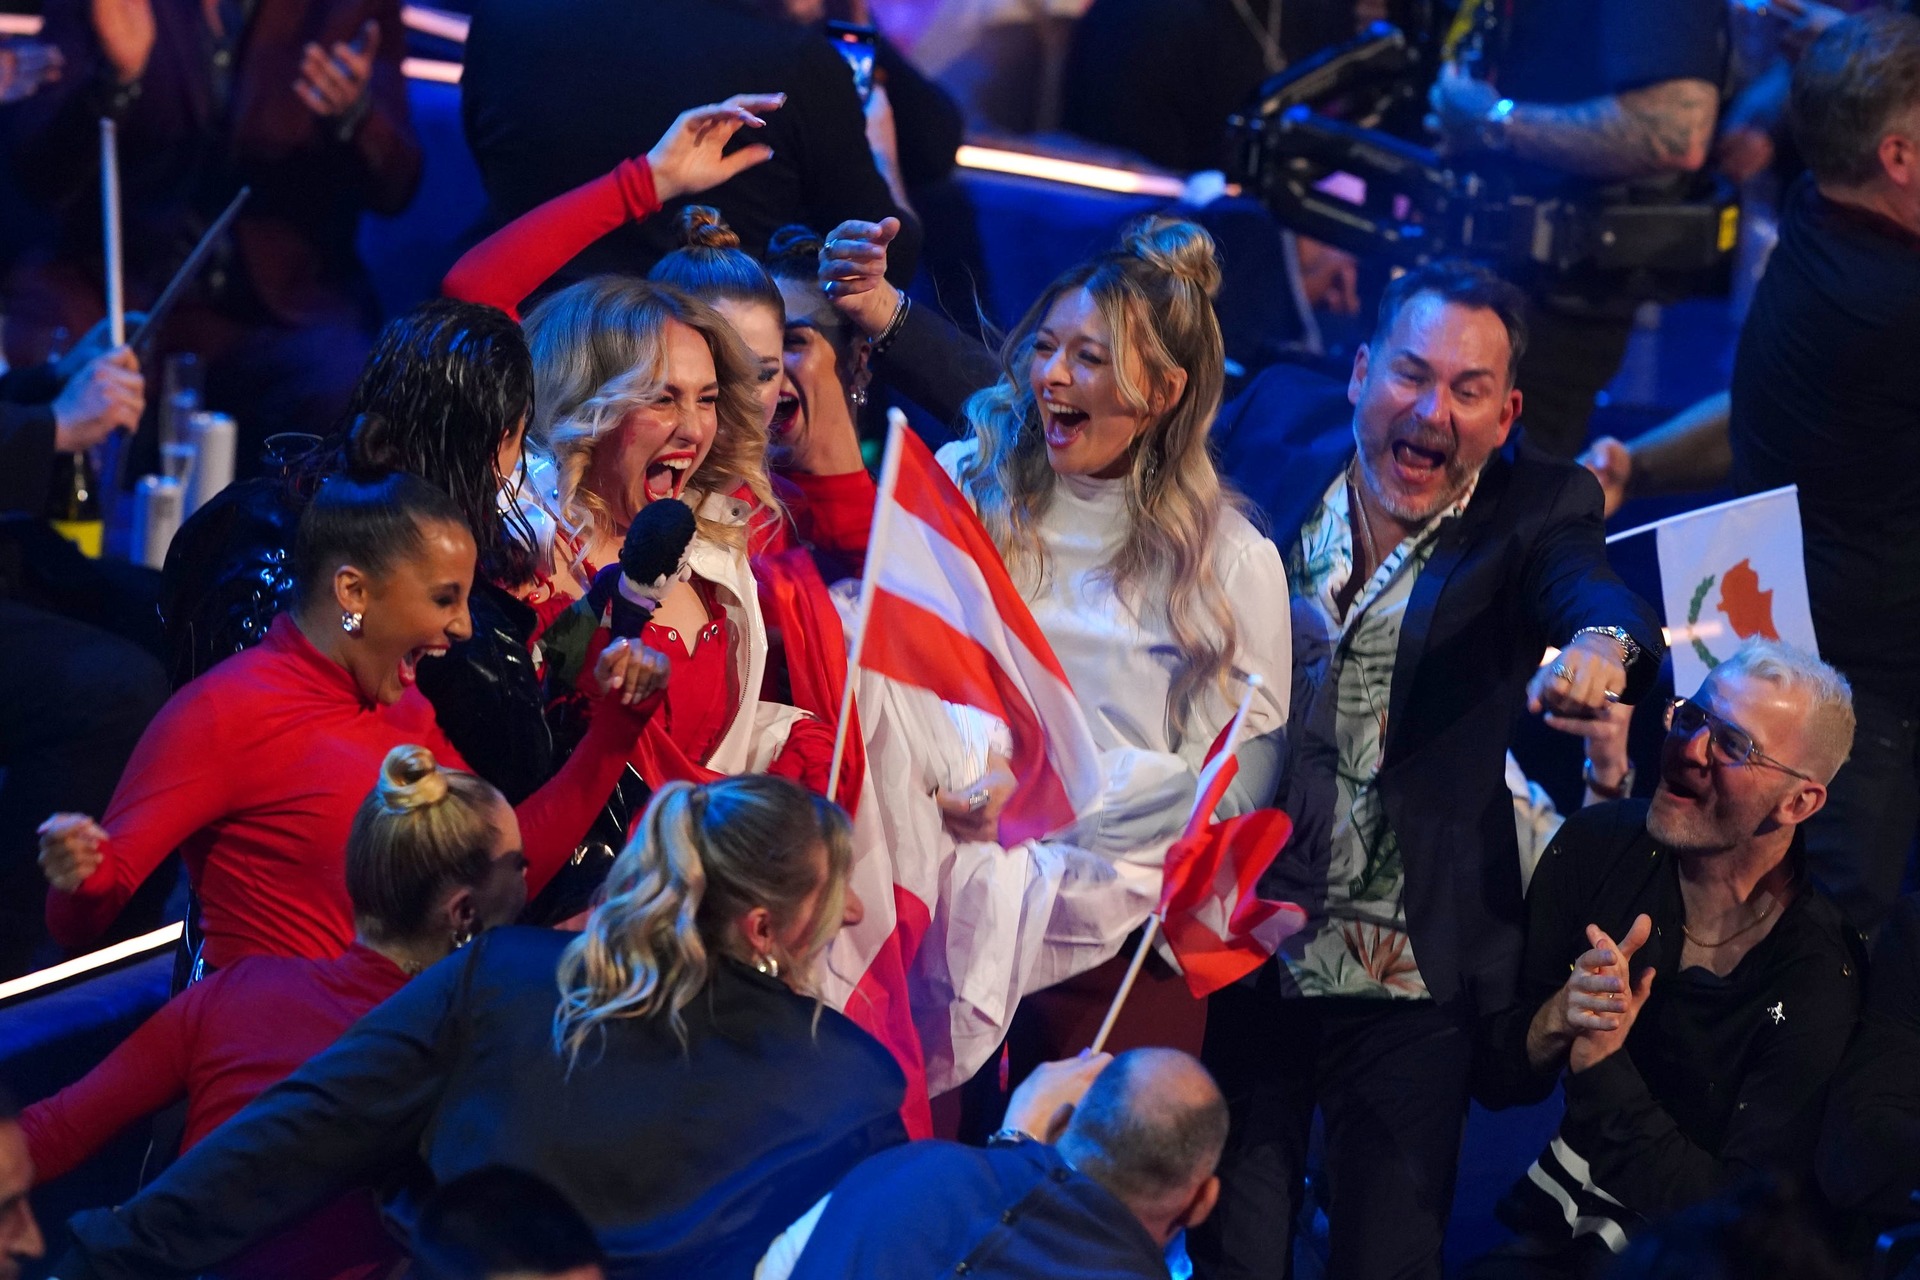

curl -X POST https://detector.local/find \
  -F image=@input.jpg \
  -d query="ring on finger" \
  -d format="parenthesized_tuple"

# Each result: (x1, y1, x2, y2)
(1551, 662, 1573, 683)
(966, 788, 990, 813)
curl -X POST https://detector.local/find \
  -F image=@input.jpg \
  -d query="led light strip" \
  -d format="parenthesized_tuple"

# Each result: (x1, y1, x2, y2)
(401, 56, 463, 83)
(0, 13, 43, 34)
(954, 145, 1187, 198)
(0, 922, 182, 1006)
(401, 3, 469, 43)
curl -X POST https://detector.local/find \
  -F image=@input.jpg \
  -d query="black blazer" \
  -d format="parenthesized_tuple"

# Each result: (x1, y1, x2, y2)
(58, 928, 908, 1279)
(1216, 362, 1665, 1015)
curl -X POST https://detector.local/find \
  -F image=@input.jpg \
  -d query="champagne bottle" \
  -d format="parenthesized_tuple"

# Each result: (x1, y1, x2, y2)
(49, 450, 105, 558)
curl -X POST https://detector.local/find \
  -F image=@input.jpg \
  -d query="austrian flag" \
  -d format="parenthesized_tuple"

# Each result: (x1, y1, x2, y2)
(1155, 689, 1305, 1000)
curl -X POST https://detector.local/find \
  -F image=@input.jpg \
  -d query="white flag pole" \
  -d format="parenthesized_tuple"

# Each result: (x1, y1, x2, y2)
(1603, 484, 1798, 546)
(1087, 673, 1264, 1055)
(101, 119, 125, 348)
(825, 410, 910, 803)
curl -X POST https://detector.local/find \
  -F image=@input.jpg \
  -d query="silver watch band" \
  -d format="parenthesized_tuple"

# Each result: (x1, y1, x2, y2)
(1571, 625, 1640, 670)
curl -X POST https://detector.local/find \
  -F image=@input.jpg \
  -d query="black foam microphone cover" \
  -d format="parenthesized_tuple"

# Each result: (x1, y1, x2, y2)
(620, 498, 697, 587)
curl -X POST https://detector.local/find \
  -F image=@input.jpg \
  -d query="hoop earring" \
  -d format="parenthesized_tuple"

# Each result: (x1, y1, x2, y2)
(752, 952, 781, 979)
(341, 611, 364, 635)
(452, 928, 473, 950)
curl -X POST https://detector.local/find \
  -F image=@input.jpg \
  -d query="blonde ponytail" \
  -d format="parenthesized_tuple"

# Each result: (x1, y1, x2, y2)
(552, 775, 851, 1063)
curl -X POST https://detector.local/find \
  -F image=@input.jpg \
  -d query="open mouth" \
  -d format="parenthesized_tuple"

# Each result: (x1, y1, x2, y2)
(1659, 771, 1707, 804)
(644, 451, 696, 502)
(1042, 401, 1089, 448)
(1390, 439, 1450, 476)
(769, 393, 799, 437)
(398, 644, 449, 688)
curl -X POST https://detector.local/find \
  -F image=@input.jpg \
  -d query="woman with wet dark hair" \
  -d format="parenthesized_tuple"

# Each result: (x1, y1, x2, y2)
(160, 298, 559, 804)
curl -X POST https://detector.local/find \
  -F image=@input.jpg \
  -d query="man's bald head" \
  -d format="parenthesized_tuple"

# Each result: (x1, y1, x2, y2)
(1056, 1048, 1228, 1241)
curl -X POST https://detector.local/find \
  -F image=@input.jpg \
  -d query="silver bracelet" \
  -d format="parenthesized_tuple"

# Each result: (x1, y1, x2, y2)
(1570, 625, 1640, 670)
(867, 292, 912, 357)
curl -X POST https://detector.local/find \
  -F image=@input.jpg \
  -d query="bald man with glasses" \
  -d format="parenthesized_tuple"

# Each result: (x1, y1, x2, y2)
(1467, 638, 1866, 1279)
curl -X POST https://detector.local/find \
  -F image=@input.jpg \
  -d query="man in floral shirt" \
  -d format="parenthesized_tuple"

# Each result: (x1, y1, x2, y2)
(1195, 261, 1665, 1279)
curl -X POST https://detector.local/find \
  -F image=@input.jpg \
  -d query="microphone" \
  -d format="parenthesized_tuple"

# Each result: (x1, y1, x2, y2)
(587, 498, 697, 638)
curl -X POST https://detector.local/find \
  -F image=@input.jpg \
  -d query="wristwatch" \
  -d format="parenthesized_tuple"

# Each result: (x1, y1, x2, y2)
(1479, 97, 1516, 151)
(1570, 625, 1640, 670)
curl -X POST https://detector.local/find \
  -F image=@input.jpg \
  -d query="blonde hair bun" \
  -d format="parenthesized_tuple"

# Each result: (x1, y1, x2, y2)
(678, 206, 742, 251)
(1122, 217, 1222, 299)
(377, 744, 451, 812)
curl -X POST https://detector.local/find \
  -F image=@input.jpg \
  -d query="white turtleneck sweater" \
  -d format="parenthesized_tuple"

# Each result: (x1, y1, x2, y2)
(936, 440, 1292, 814)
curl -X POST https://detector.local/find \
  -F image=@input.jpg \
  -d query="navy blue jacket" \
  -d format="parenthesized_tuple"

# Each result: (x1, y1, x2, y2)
(1215, 361, 1665, 1015)
(790, 1140, 1168, 1279)
(57, 928, 907, 1279)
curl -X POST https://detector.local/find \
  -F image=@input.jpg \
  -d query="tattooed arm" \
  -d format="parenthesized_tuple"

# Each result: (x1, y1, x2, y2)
(1430, 66, 1719, 182)
(1505, 79, 1719, 181)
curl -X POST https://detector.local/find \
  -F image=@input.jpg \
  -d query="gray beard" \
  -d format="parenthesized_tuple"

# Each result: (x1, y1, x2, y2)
(1355, 448, 1473, 525)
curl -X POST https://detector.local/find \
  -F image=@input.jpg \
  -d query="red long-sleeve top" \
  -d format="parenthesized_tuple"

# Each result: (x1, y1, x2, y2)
(22, 943, 410, 1280)
(443, 156, 661, 321)
(47, 614, 643, 967)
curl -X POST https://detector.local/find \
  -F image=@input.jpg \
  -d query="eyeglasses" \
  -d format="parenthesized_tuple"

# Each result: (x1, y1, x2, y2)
(1664, 698, 1816, 782)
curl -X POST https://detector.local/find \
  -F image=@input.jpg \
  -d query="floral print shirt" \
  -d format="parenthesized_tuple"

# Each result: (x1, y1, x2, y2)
(1280, 467, 1477, 999)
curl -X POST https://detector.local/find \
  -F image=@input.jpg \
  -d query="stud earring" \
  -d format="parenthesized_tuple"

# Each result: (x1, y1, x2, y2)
(752, 952, 781, 979)
(452, 928, 473, 949)
(341, 611, 364, 635)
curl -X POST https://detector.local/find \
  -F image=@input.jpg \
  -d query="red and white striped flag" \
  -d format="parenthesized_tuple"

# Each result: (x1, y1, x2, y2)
(823, 418, 1109, 1116)
(1155, 691, 1304, 999)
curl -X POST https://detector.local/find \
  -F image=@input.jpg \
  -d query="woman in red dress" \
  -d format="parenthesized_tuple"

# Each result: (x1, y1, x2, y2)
(23, 743, 527, 1280)
(442, 97, 862, 797)
(37, 470, 667, 967)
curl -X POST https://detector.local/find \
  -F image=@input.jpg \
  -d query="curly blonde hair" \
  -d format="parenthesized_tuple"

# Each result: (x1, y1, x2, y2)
(522, 277, 776, 561)
(954, 217, 1243, 745)
(552, 775, 852, 1062)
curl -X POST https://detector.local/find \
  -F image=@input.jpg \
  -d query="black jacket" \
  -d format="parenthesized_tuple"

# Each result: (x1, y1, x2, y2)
(790, 1140, 1168, 1279)
(1481, 802, 1862, 1238)
(1818, 896, 1920, 1234)
(1215, 361, 1665, 1014)
(462, 0, 920, 290)
(58, 928, 908, 1279)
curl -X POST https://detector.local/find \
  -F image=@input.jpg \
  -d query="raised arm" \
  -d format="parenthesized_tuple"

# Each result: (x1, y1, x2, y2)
(819, 217, 1000, 428)
(442, 96, 784, 319)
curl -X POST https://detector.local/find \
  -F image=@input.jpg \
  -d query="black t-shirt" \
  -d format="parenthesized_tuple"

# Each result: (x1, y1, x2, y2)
(1491, 0, 1727, 196)
(1729, 177, 1920, 706)
(1481, 802, 1862, 1244)
(1061, 0, 1357, 174)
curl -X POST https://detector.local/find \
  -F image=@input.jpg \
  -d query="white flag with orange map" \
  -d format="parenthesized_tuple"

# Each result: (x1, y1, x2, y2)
(1649, 486, 1820, 693)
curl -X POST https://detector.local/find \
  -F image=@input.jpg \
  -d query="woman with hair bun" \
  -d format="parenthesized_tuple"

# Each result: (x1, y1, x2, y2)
(444, 107, 854, 798)
(57, 775, 903, 1280)
(21, 745, 527, 1280)
(38, 472, 667, 967)
(820, 217, 1294, 1087)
